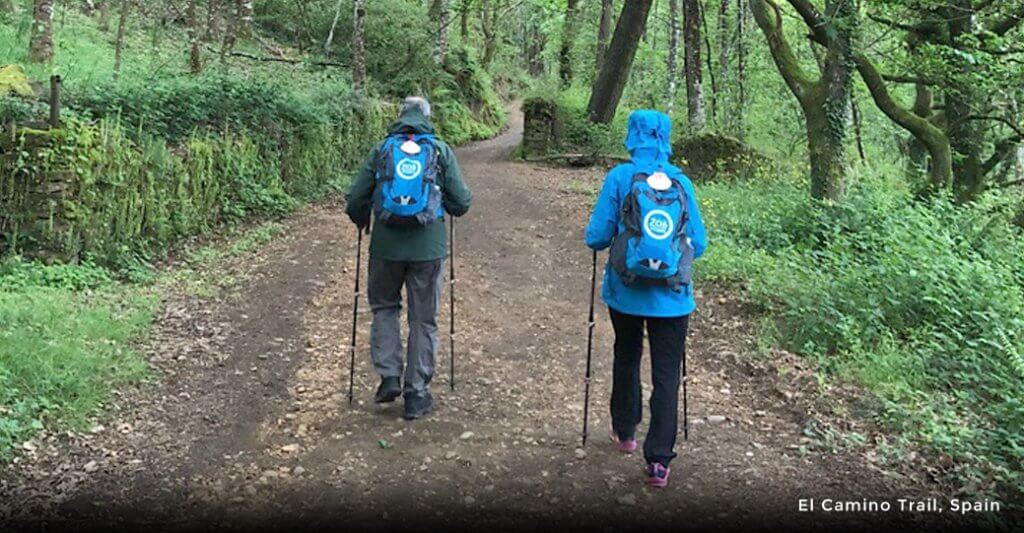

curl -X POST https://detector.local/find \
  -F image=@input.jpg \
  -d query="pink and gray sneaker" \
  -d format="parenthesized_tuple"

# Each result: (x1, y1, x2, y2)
(608, 423, 637, 454)
(645, 463, 670, 488)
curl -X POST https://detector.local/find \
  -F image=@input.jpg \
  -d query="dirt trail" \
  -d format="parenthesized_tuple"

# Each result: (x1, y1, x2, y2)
(1, 106, 983, 531)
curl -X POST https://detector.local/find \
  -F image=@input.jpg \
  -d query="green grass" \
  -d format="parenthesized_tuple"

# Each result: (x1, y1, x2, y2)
(0, 218, 289, 458)
(0, 259, 152, 456)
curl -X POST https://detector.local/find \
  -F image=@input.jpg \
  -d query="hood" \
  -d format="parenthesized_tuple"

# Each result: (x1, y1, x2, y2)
(625, 110, 673, 170)
(386, 107, 437, 136)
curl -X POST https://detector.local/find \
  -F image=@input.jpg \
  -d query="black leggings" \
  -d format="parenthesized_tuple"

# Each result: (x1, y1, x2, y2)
(608, 308, 690, 467)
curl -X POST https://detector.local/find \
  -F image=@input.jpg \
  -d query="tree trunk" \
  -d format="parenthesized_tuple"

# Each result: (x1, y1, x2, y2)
(814, 0, 854, 200)
(112, 0, 128, 79)
(559, 0, 579, 87)
(236, 0, 254, 38)
(221, 0, 238, 64)
(945, 0, 984, 202)
(749, 0, 848, 201)
(804, 92, 845, 200)
(701, 3, 718, 124)
(667, 0, 680, 115)
(433, 0, 450, 63)
(716, 0, 732, 127)
(734, 0, 748, 137)
(204, 0, 219, 41)
(98, 1, 111, 31)
(481, 0, 497, 67)
(587, 0, 656, 124)
(596, 0, 613, 74)
(460, 0, 471, 42)
(188, 0, 202, 74)
(325, 0, 344, 53)
(28, 0, 55, 63)
(352, 0, 367, 90)
(1016, 145, 1024, 184)
(682, 0, 705, 132)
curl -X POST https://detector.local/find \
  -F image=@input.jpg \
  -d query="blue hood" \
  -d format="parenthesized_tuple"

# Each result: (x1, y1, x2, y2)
(625, 110, 673, 171)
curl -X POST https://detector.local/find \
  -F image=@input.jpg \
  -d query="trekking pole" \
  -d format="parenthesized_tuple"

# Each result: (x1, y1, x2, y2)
(347, 227, 365, 405)
(682, 338, 689, 441)
(449, 218, 456, 391)
(581, 249, 598, 447)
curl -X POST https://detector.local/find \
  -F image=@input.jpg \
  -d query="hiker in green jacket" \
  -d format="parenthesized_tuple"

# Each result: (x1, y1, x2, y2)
(345, 97, 472, 420)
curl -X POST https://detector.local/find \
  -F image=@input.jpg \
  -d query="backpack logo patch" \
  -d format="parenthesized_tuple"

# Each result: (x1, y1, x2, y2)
(643, 209, 674, 240)
(395, 158, 422, 180)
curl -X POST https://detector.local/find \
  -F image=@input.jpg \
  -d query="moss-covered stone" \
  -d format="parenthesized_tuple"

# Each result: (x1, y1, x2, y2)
(522, 97, 562, 157)
(671, 133, 773, 182)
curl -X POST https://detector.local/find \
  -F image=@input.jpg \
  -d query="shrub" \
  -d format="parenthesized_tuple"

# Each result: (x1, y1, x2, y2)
(699, 172, 1024, 498)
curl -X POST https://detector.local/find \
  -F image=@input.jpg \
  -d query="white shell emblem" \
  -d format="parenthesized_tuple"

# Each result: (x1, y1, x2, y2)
(395, 158, 423, 180)
(400, 140, 422, 154)
(647, 171, 671, 191)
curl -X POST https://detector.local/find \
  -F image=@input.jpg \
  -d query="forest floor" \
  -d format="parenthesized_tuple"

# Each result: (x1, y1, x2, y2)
(0, 106, 1001, 531)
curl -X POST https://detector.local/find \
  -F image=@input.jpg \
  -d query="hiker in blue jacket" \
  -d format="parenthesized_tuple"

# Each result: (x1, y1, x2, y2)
(585, 110, 707, 488)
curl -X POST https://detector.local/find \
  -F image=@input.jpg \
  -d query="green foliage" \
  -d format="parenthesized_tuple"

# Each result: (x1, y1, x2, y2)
(71, 75, 322, 142)
(0, 65, 32, 97)
(699, 169, 1024, 498)
(524, 84, 623, 156)
(0, 258, 151, 458)
(0, 99, 390, 265)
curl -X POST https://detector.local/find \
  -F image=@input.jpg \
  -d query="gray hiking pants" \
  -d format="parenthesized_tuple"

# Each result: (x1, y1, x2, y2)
(367, 257, 445, 398)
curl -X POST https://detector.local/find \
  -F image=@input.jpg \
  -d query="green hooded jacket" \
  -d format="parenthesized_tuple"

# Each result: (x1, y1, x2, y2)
(344, 108, 472, 261)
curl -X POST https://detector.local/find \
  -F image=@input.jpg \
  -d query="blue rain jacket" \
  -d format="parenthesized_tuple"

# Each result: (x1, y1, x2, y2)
(584, 110, 708, 318)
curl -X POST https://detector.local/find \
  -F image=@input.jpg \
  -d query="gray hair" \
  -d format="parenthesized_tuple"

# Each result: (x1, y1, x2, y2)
(401, 96, 431, 118)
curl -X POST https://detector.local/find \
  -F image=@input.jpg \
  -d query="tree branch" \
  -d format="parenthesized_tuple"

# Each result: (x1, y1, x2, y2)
(749, 0, 816, 104)
(981, 135, 1023, 177)
(854, 53, 946, 143)
(967, 115, 1024, 139)
(986, 5, 1024, 36)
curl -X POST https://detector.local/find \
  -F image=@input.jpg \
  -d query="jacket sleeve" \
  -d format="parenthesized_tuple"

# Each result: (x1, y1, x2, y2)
(439, 143, 472, 217)
(585, 169, 622, 251)
(344, 145, 380, 228)
(683, 179, 708, 259)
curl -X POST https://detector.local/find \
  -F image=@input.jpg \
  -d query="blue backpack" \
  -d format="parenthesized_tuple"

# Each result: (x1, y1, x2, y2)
(609, 170, 694, 292)
(373, 134, 444, 227)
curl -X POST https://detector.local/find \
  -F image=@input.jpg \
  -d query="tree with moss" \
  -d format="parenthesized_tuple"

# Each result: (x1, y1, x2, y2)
(28, 0, 55, 63)
(749, 0, 855, 201)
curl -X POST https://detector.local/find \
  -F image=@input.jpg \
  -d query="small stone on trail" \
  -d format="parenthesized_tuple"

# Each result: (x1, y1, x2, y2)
(244, 485, 257, 496)
(574, 448, 587, 460)
(444, 451, 457, 460)
(707, 415, 727, 424)
(464, 496, 476, 505)
(459, 431, 474, 440)
(293, 466, 306, 476)
(617, 494, 637, 506)
(83, 460, 99, 473)
(281, 444, 300, 453)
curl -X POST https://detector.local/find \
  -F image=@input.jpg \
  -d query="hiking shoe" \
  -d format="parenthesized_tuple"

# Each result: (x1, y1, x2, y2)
(374, 377, 401, 404)
(645, 463, 670, 488)
(609, 422, 637, 454)
(402, 391, 434, 420)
